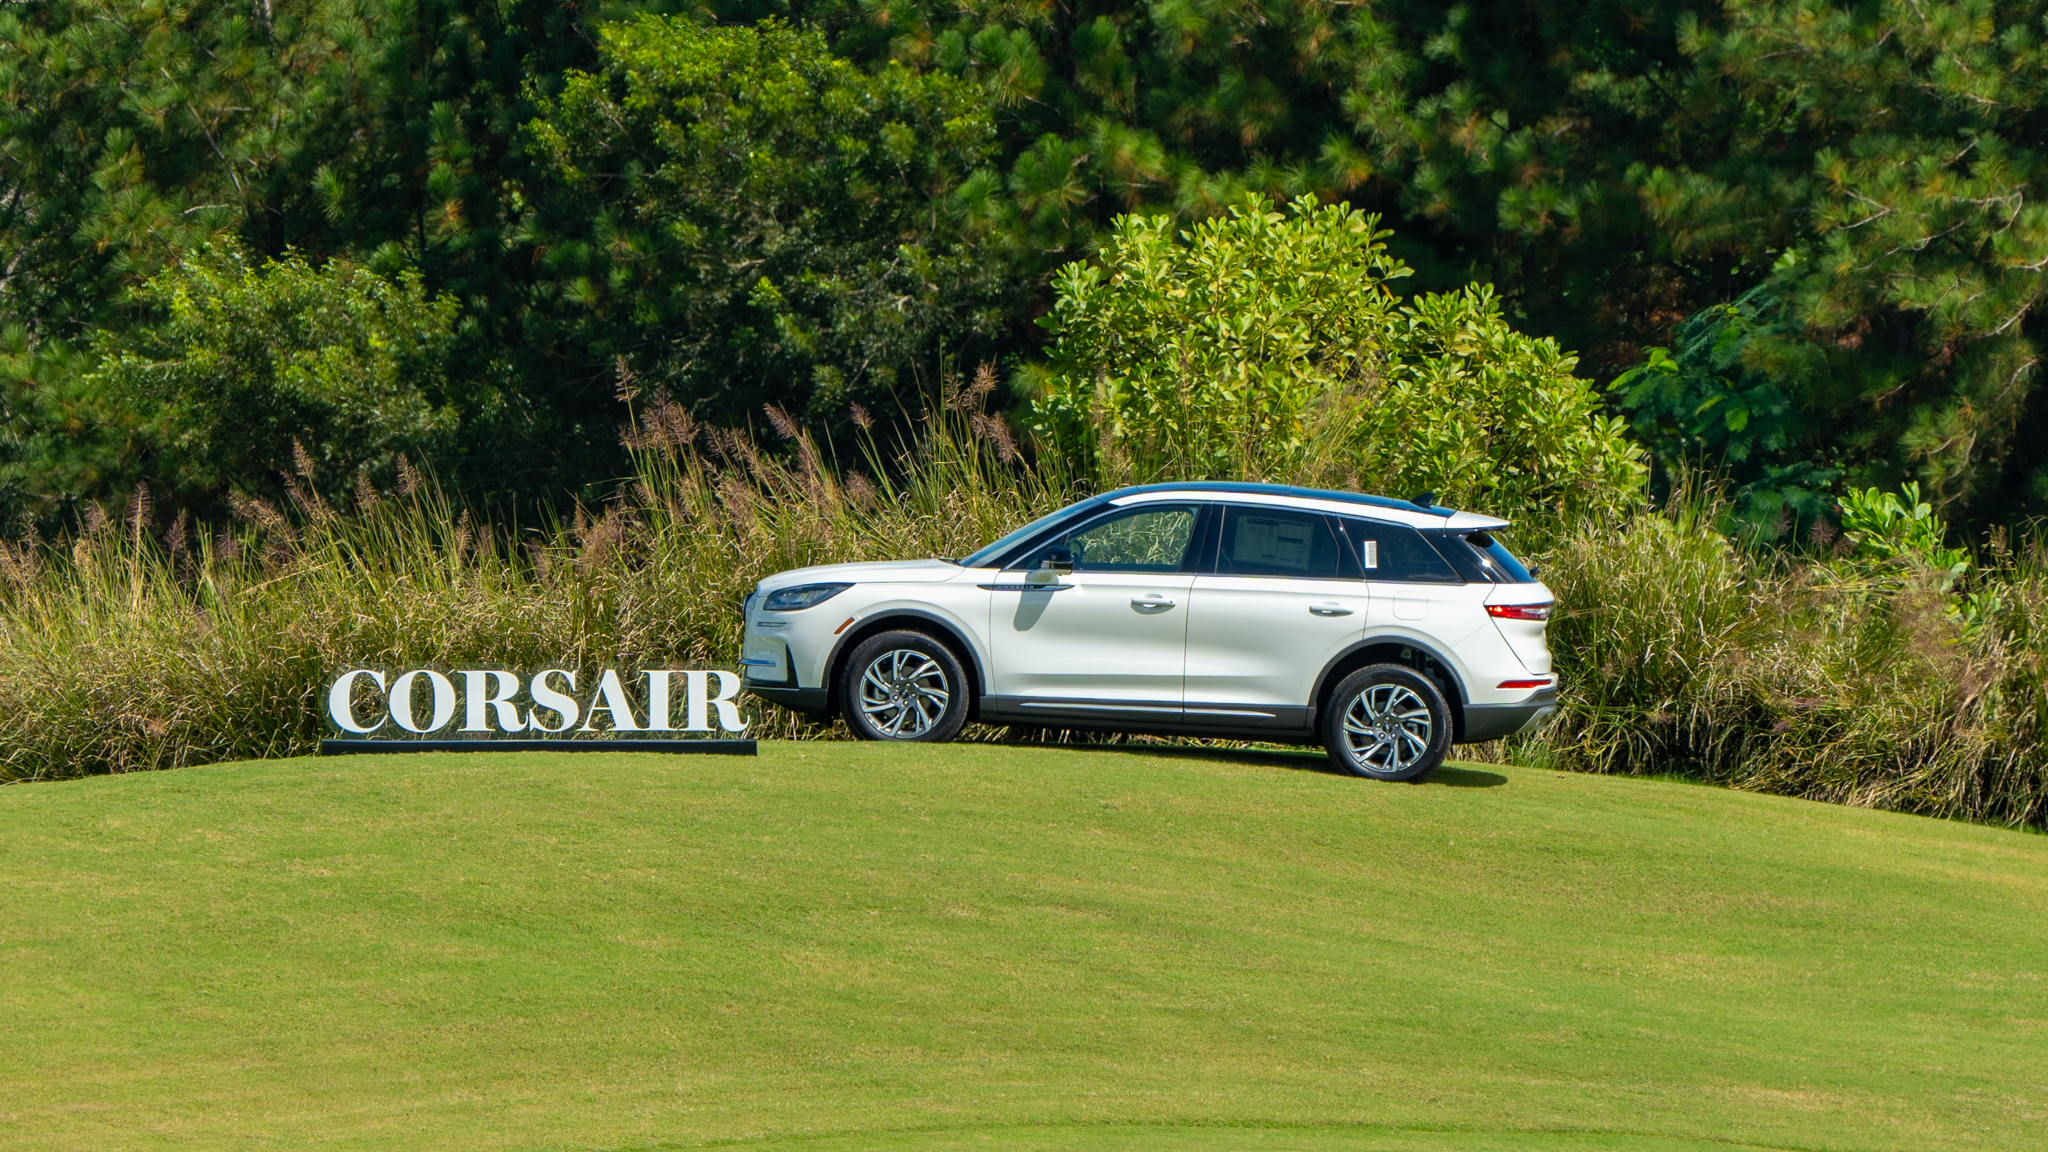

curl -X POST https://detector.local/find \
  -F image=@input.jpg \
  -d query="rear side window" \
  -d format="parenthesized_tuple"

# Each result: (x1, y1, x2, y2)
(1336, 518, 1462, 584)
(1217, 506, 1343, 578)
(1463, 531, 1538, 583)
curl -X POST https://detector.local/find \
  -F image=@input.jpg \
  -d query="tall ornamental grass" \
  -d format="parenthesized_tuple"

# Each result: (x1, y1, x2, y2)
(1526, 493, 2048, 828)
(2, 393, 2045, 830)
(0, 383, 1070, 780)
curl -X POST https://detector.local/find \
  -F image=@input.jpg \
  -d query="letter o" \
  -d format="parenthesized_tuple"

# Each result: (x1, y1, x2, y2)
(389, 670, 457, 734)
(327, 669, 388, 734)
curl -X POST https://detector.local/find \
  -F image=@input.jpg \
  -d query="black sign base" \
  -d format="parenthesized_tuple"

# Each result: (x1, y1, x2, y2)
(320, 738, 757, 756)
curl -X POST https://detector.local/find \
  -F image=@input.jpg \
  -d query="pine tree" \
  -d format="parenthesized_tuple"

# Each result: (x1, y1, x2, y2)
(516, 16, 1015, 425)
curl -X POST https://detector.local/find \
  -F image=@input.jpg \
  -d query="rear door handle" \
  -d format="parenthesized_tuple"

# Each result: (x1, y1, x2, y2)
(1310, 604, 1355, 617)
(1131, 596, 1177, 612)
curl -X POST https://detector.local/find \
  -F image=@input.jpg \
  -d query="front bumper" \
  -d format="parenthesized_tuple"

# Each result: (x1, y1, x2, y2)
(1459, 687, 1559, 743)
(746, 684, 830, 716)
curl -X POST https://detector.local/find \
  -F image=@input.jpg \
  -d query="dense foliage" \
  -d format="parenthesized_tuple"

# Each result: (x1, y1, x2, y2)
(6, 0, 2048, 533)
(56, 248, 464, 509)
(1585, 2, 2048, 527)
(824, 0, 2048, 523)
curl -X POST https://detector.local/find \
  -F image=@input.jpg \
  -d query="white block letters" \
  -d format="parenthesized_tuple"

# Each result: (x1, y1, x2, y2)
(325, 667, 749, 736)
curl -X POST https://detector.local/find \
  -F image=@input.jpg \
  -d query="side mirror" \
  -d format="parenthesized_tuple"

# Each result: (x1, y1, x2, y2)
(1028, 547, 1074, 584)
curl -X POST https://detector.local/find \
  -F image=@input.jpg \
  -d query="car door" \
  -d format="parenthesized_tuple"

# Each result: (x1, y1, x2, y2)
(1182, 504, 1363, 730)
(985, 502, 1203, 716)
(1335, 515, 1491, 664)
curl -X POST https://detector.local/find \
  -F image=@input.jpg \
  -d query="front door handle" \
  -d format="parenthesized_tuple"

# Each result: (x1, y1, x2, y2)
(1310, 604, 1355, 617)
(1131, 596, 1177, 612)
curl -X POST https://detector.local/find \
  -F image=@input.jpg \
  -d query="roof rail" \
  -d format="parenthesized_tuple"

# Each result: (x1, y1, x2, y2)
(1101, 480, 1457, 518)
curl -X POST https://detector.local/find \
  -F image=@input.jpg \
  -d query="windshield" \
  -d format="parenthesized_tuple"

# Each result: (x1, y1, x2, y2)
(957, 498, 1106, 568)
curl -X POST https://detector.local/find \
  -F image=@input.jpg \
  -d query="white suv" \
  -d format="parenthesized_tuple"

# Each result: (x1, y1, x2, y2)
(740, 483, 1557, 780)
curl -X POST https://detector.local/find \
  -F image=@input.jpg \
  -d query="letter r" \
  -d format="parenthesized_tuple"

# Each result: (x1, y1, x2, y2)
(461, 670, 526, 732)
(685, 670, 748, 733)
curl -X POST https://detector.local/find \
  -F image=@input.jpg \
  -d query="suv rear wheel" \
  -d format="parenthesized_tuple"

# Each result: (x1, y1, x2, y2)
(840, 630, 969, 743)
(1323, 664, 1451, 781)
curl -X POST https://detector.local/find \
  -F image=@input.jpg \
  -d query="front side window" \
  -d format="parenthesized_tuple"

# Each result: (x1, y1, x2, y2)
(1216, 506, 1343, 579)
(1017, 504, 1200, 573)
(1337, 518, 1462, 584)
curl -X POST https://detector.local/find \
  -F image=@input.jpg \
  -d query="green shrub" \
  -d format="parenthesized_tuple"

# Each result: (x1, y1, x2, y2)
(1029, 196, 1647, 530)
(1838, 481, 1971, 582)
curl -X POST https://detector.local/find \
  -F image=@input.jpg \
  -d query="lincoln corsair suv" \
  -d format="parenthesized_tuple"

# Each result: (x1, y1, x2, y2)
(740, 482, 1557, 780)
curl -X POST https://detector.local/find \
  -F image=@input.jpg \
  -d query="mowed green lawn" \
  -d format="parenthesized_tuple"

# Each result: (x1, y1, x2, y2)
(2, 743, 2044, 1152)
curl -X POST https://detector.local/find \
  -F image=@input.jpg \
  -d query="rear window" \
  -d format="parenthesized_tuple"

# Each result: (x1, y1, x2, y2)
(1463, 531, 1538, 583)
(1335, 517, 1462, 584)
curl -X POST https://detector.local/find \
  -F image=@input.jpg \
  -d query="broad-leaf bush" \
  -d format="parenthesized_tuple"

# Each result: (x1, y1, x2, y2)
(1363, 287, 1650, 532)
(1030, 197, 1647, 529)
(1838, 482, 1971, 582)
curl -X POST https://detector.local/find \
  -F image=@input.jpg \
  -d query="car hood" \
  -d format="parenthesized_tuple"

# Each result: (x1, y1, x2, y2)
(758, 559, 964, 592)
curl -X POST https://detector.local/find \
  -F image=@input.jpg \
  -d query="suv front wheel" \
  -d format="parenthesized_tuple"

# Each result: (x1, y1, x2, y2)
(1323, 664, 1451, 781)
(840, 630, 970, 743)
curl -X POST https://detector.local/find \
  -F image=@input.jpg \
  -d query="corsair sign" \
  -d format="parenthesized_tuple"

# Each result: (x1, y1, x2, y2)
(326, 668, 750, 738)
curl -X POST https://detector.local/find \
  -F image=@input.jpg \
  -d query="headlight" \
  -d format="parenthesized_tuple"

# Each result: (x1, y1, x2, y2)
(763, 582, 853, 611)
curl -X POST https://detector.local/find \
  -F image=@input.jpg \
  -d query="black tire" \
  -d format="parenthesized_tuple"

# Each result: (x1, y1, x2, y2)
(1322, 664, 1452, 782)
(839, 630, 970, 743)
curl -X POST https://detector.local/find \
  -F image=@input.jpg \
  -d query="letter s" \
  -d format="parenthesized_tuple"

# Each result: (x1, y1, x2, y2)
(529, 669, 580, 733)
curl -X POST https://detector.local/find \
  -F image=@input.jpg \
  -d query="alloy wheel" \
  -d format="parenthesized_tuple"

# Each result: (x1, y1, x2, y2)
(1341, 683, 1434, 773)
(856, 648, 952, 738)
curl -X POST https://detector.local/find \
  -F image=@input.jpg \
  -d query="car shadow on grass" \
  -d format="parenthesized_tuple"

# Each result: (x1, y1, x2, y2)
(993, 736, 1507, 788)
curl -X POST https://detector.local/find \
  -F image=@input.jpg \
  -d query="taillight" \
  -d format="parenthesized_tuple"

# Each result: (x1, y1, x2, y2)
(1498, 678, 1554, 690)
(1486, 603, 1553, 621)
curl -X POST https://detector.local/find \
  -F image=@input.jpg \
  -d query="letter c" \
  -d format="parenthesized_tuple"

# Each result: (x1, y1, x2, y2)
(328, 669, 388, 734)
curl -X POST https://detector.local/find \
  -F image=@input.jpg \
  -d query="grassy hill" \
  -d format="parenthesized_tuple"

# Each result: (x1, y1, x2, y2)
(1, 743, 2043, 1151)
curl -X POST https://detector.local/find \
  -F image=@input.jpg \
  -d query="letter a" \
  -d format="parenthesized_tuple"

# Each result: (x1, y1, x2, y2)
(580, 668, 643, 731)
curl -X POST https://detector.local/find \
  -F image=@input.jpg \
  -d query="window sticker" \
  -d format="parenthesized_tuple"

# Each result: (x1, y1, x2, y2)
(1234, 516, 1314, 570)
(1361, 539, 1379, 569)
